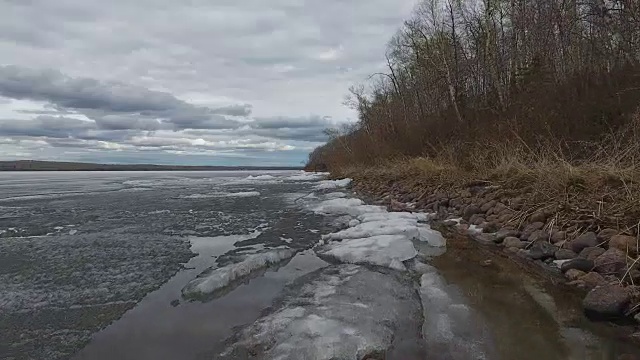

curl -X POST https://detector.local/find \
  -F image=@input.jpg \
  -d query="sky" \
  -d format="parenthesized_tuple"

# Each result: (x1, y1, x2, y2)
(0, 0, 418, 166)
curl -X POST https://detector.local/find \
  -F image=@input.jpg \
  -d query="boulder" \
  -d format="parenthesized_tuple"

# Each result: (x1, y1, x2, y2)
(498, 213, 513, 224)
(561, 258, 595, 273)
(521, 222, 545, 240)
(597, 228, 618, 242)
(550, 231, 566, 244)
(463, 204, 481, 219)
(528, 230, 549, 243)
(503, 237, 525, 249)
(480, 200, 496, 213)
(565, 269, 586, 281)
(579, 247, 606, 261)
(481, 222, 500, 234)
(528, 242, 558, 260)
(504, 246, 520, 254)
(583, 284, 631, 320)
(609, 235, 639, 256)
(472, 216, 485, 226)
(496, 228, 520, 242)
(555, 249, 577, 260)
(593, 248, 628, 276)
(529, 210, 547, 223)
(471, 232, 496, 245)
(580, 272, 607, 290)
(570, 232, 598, 254)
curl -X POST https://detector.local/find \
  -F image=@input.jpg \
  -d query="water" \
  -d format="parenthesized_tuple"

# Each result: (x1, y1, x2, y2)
(0, 171, 638, 359)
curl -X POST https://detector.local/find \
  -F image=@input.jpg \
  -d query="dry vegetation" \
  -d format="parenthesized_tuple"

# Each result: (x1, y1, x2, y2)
(307, 0, 640, 230)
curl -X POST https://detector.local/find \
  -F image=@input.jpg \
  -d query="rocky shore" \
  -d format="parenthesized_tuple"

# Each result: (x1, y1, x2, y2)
(347, 174, 640, 333)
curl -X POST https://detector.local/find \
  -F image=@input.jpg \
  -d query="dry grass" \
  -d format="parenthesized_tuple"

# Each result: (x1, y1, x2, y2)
(335, 116, 640, 234)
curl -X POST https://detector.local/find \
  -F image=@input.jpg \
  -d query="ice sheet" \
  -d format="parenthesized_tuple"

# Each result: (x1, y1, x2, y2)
(219, 264, 422, 360)
(182, 248, 296, 298)
(313, 178, 352, 190)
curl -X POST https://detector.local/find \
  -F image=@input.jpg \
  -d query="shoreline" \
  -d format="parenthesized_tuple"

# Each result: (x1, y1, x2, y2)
(344, 171, 640, 344)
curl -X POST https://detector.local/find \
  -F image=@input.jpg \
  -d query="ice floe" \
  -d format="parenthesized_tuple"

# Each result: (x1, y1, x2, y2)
(182, 248, 297, 299)
(181, 191, 260, 199)
(311, 193, 445, 270)
(313, 178, 352, 190)
(319, 235, 417, 271)
(285, 172, 328, 181)
(219, 264, 422, 360)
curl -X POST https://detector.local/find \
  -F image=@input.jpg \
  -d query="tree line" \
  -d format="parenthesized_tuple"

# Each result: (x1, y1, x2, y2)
(308, 0, 640, 171)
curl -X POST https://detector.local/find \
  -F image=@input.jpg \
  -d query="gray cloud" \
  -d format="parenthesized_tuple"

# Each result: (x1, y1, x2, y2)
(0, 0, 417, 165)
(0, 65, 243, 130)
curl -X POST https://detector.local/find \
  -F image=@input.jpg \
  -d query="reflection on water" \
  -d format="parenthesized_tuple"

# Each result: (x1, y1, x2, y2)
(430, 235, 640, 360)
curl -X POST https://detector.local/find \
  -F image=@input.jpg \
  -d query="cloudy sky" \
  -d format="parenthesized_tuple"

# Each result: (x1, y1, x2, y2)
(0, 0, 417, 166)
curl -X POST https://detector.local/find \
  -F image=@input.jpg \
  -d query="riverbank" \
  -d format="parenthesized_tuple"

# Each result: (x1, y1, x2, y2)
(333, 160, 640, 339)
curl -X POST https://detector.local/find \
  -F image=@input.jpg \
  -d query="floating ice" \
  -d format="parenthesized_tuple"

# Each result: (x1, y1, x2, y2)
(182, 248, 297, 299)
(312, 198, 386, 217)
(224, 191, 260, 198)
(285, 172, 328, 181)
(313, 196, 445, 270)
(219, 264, 422, 360)
(181, 191, 260, 199)
(323, 192, 347, 200)
(313, 178, 352, 190)
(318, 235, 417, 271)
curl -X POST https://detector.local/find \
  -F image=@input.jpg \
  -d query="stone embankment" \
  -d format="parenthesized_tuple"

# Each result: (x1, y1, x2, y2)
(352, 179, 640, 324)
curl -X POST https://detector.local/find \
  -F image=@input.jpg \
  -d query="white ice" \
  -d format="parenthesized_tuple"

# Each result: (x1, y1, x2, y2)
(220, 264, 422, 360)
(313, 178, 352, 190)
(312, 198, 386, 217)
(181, 191, 260, 199)
(312, 195, 445, 270)
(182, 248, 296, 298)
(320, 235, 417, 271)
(285, 172, 328, 181)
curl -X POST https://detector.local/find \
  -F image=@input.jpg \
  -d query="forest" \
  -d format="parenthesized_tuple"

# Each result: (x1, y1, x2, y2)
(307, 0, 640, 181)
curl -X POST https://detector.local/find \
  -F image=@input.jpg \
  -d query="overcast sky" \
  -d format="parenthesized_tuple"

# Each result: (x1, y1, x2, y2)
(0, 0, 417, 166)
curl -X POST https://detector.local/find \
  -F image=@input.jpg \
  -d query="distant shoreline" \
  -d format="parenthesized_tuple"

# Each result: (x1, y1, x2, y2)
(0, 160, 302, 172)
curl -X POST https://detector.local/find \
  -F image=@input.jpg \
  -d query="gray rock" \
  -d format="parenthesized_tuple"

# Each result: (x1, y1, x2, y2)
(561, 258, 595, 273)
(529, 211, 547, 223)
(570, 232, 598, 253)
(480, 200, 496, 213)
(471, 232, 496, 245)
(593, 248, 627, 276)
(472, 216, 485, 226)
(579, 246, 606, 261)
(521, 222, 545, 240)
(550, 231, 566, 244)
(481, 222, 499, 234)
(565, 269, 586, 281)
(463, 205, 481, 219)
(580, 272, 607, 290)
(503, 236, 525, 249)
(583, 284, 631, 320)
(496, 229, 520, 242)
(528, 230, 549, 243)
(528, 242, 558, 260)
(609, 235, 639, 256)
(597, 228, 618, 242)
(555, 249, 577, 260)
